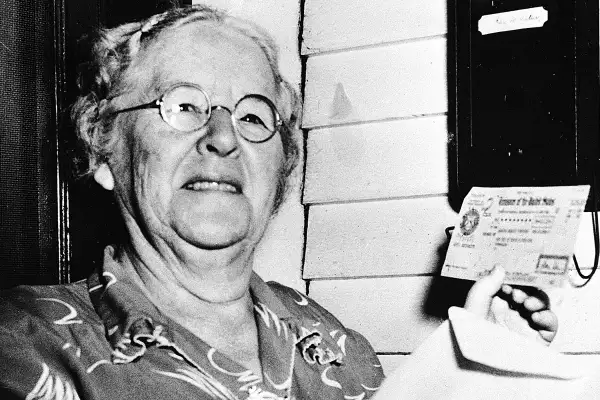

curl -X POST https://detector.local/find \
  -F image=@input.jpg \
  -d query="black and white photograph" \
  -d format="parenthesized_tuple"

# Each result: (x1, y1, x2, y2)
(0, 1, 599, 398)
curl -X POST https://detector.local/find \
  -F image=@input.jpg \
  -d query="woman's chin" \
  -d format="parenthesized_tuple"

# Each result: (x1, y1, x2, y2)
(174, 220, 252, 251)
(169, 195, 256, 251)
(188, 233, 246, 251)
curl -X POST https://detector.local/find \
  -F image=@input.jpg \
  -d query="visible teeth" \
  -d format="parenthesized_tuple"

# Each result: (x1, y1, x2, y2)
(186, 181, 238, 193)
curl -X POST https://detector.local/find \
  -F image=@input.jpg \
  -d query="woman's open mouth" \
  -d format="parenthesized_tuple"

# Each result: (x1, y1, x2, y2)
(184, 180, 241, 193)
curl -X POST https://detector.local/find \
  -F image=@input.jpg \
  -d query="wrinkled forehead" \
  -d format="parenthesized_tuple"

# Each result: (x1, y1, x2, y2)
(123, 21, 279, 101)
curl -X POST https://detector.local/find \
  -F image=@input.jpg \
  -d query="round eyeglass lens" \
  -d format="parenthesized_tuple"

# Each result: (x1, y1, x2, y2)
(161, 85, 210, 132)
(233, 95, 279, 142)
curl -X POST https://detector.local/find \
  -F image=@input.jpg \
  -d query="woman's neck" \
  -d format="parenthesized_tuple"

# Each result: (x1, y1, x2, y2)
(118, 234, 255, 303)
(114, 241, 262, 375)
(117, 206, 258, 301)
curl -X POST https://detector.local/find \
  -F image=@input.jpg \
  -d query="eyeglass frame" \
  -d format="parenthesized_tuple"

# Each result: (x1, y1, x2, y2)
(109, 82, 283, 144)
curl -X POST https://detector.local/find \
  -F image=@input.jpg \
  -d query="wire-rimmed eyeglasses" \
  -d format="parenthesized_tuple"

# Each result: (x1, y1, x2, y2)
(111, 83, 282, 143)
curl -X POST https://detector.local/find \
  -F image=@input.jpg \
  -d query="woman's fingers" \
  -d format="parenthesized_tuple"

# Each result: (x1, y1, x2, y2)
(466, 271, 558, 345)
(538, 329, 558, 343)
(502, 285, 551, 312)
(489, 283, 558, 345)
(532, 309, 559, 332)
(510, 287, 529, 305)
(523, 296, 547, 312)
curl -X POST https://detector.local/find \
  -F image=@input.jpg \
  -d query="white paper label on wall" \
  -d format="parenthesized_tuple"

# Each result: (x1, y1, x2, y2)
(478, 7, 548, 35)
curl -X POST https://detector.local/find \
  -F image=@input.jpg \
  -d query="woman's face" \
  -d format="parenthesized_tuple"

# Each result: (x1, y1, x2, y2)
(105, 22, 285, 253)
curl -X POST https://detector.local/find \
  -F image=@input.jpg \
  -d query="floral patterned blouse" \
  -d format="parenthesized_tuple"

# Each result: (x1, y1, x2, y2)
(0, 247, 384, 400)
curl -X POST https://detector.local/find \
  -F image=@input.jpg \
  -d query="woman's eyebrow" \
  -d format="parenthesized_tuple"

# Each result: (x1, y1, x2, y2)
(146, 79, 173, 98)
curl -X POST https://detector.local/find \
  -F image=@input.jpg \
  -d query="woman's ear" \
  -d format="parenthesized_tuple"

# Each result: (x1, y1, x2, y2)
(94, 163, 115, 191)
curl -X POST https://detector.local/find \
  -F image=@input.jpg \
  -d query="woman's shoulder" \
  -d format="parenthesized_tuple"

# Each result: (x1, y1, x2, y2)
(265, 280, 385, 384)
(264, 280, 377, 350)
(264, 281, 342, 324)
(0, 281, 101, 399)
(0, 280, 98, 335)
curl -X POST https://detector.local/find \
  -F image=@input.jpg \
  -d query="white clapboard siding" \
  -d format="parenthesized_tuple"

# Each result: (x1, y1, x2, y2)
(302, 0, 447, 55)
(304, 196, 458, 279)
(309, 276, 444, 353)
(377, 354, 410, 377)
(304, 116, 448, 204)
(302, 37, 448, 129)
(310, 273, 600, 355)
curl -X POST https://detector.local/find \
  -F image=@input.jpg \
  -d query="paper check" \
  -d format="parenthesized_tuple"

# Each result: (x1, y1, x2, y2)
(442, 186, 590, 287)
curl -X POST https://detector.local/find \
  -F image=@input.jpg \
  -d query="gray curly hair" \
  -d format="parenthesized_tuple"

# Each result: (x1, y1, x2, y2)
(72, 4, 300, 211)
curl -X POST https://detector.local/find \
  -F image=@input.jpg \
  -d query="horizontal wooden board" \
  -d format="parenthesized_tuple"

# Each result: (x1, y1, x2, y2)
(304, 116, 448, 204)
(302, 38, 448, 129)
(309, 274, 600, 354)
(377, 354, 410, 377)
(302, 0, 447, 55)
(308, 276, 447, 353)
(304, 196, 458, 279)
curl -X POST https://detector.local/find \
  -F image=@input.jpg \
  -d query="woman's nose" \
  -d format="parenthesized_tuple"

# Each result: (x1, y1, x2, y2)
(196, 106, 239, 157)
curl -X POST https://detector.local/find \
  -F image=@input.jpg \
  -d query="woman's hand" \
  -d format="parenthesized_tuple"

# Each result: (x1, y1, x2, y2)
(464, 266, 559, 346)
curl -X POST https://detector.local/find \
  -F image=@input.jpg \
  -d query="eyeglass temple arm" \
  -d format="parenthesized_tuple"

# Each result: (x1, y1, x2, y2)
(112, 99, 161, 115)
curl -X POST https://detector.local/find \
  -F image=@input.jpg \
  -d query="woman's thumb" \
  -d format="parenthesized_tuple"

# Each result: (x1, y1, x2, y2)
(464, 266, 506, 318)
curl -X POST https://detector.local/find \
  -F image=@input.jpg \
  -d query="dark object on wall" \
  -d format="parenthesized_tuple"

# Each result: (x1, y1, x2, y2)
(0, 0, 61, 288)
(0, 0, 192, 288)
(450, 0, 600, 212)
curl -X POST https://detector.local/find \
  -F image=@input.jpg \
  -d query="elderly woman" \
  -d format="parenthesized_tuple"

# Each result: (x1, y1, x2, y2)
(0, 4, 557, 400)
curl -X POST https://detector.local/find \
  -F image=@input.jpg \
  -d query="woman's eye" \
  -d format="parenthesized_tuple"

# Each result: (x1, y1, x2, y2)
(177, 103, 199, 113)
(239, 113, 266, 127)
